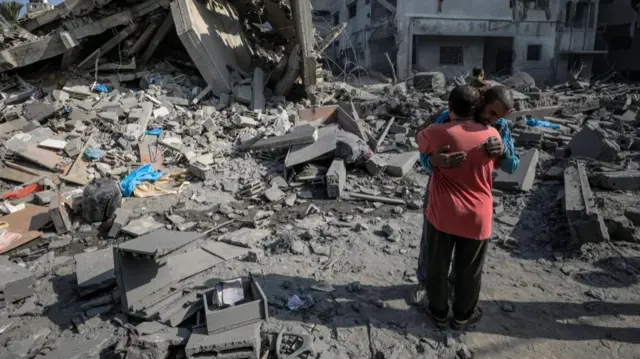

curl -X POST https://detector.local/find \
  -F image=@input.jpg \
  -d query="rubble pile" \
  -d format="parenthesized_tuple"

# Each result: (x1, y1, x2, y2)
(0, 0, 639, 357)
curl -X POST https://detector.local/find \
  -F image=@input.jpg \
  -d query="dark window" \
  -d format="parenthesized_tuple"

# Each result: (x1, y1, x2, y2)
(565, 1, 573, 25)
(608, 36, 632, 50)
(332, 12, 339, 25)
(348, 2, 357, 19)
(439, 46, 463, 65)
(527, 45, 542, 61)
(365, 0, 370, 4)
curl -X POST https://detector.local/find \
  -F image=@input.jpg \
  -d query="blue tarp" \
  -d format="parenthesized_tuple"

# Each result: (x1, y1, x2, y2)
(526, 118, 560, 130)
(120, 164, 163, 197)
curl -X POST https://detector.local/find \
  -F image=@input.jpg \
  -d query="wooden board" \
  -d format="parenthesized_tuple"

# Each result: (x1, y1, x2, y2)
(0, 166, 39, 184)
(16, 145, 67, 172)
(0, 205, 51, 254)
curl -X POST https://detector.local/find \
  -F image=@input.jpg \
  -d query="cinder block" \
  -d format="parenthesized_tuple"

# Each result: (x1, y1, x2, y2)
(494, 149, 539, 192)
(0, 256, 35, 306)
(186, 323, 261, 359)
(595, 170, 640, 191)
(385, 151, 419, 177)
(326, 159, 345, 198)
(189, 162, 212, 180)
(564, 160, 609, 246)
(202, 275, 268, 335)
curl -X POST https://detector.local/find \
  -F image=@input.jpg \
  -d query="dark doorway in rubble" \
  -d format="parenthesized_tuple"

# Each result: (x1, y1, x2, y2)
(483, 37, 514, 76)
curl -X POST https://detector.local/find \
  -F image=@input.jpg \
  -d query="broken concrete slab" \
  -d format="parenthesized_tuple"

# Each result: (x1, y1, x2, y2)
(42, 336, 109, 359)
(564, 161, 610, 246)
(0, 257, 35, 306)
(218, 228, 271, 248)
(121, 216, 164, 237)
(264, 185, 285, 202)
(108, 208, 131, 238)
(251, 124, 317, 151)
(595, 170, 640, 191)
(171, 0, 253, 95)
(74, 246, 115, 295)
(385, 151, 419, 177)
(494, 149, 539, 192)
(285, 125, 338, 167)
(118, 230, 202, 257)
(326, 159, 346, 198)
(568, 123, 620, 162)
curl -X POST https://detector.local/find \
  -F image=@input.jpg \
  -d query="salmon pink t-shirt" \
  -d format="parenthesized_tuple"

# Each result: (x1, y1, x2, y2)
(417, 121, 501, 240)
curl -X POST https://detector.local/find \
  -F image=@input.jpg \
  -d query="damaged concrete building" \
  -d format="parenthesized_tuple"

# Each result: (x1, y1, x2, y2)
(315, 0, 606, 84)
(593, 0, 640, 80)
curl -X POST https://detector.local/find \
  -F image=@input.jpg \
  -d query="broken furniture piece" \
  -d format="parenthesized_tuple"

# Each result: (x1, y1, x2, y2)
(114, 230, 249, 325)
(202, 275, 268, 335)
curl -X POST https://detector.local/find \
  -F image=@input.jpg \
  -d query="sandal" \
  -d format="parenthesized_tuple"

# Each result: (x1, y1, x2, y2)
(451, 307, 483, 330)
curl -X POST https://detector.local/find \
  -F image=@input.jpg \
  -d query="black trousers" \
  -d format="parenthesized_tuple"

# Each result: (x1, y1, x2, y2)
(424, 219, 489, 321)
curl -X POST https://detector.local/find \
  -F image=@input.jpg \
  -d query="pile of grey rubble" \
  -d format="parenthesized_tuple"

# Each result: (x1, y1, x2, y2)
(0, 0, 639, 357)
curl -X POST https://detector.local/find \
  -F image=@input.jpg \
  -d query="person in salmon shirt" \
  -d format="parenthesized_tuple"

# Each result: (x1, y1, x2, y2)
(416, 85, 502, 330)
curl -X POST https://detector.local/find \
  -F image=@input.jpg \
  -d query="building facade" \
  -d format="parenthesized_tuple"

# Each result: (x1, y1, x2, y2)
(594, 1, 640, 80)
(313, 0, 605, 85)
(26, 0, 54, 18)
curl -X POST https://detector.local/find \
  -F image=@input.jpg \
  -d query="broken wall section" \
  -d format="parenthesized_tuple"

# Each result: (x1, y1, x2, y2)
(172, 0, 254, 96)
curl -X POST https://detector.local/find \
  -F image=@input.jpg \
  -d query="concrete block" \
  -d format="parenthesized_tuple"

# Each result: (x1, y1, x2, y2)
(365, 154, 387, 175)
(49, 194, 71, 234)
(218, 228, 270, 248)
(64, 137, 83, 157)
(554, 146, 568, 158)
(564, 161, 609, 246)
(494, 149, 539, 192)
(624, 208, 640, 226)
(74, 246, 115, 295)
(251, 124, 317, 151)
(385, 151, 419, 177)
(202, 276, 268, 335)
(326, 159, 346, 198)
(23, 102, 57, 123)
(264, 185, 284, 202)
(186, 323, 260, 358)
(108, 208, 131, 238)
(34, 190, 55, 205)
(189, 162, 212, 180)
(595, 170, 640, 191)
(568, 123, 620, 162)
(0, 257, 35, 306)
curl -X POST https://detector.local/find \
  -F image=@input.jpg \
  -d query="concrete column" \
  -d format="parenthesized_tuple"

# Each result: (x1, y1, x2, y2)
(396, 17, 412, 80)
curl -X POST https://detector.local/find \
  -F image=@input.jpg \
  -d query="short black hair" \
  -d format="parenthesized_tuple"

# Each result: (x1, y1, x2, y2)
(448, 85, 481, 118)
(472, 66, 484, 77)
(484, 85, 514, 110)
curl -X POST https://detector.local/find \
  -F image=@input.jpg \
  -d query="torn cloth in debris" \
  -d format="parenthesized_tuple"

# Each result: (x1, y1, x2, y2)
(133, 171, 189, 198)
(2, 184, 44, 200)
(120, 164, 163, 197)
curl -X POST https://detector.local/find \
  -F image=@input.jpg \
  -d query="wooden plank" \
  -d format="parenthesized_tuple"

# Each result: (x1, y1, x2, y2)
(0, 166, 38, 184)
(16, 145, 67, 172)
(0, 205, 51, 254)
(60, 136, 92, 186)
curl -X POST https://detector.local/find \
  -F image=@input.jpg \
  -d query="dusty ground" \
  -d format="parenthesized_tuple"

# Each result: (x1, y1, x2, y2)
(1, 155, 639, 359)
